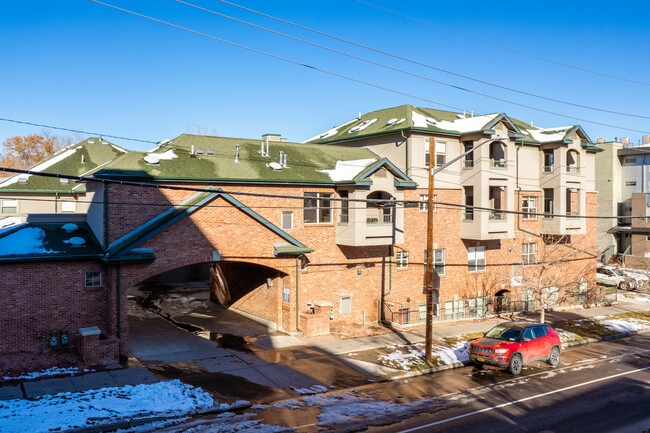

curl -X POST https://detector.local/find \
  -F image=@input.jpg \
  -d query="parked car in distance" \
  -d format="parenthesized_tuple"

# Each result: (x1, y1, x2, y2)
(468, 322, 562, 375)
(597, 264, 637, 290)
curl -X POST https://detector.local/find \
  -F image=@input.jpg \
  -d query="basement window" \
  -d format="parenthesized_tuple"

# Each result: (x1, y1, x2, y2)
(85, 271, 102, 287)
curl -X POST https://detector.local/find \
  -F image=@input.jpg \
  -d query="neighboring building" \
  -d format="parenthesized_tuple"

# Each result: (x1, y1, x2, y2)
(0, 137, 128, 223)
(596, 135, 650, 260)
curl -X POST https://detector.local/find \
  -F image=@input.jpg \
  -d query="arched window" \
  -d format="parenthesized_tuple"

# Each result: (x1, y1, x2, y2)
(490, 142, 507, 168)
(366, 191, 393, 224)
(566, 150, 579, 172)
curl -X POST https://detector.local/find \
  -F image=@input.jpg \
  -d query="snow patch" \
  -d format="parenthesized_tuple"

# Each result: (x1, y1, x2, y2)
(317, 158, 376, 182)
(595, 317, 650, 333)
(526, 126, 572, 143)
(0, 217, 24, 232)
(0, 227, 56, 255)
(0, 148, 79, 188)
(147, 149, 178, 161)
(303, 118, 357, 142)
(412, 111, 498, 133)
(348, 118, 377, 133)
(291, 385, 329, 395)
(111, 144, 128, 153)
(3, 367, 91, 381)
(0, 379, 213, 433)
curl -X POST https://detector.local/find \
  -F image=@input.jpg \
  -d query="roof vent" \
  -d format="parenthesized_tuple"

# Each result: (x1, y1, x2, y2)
(196, 149, 204, 155)
(59, 178, 69, 184)
(144, 155, 160, 165)
(64, 237, 86, 247)
(386, 118, 398, 126)
(234, 143, 240, 163)
(61, 223, 79, 233)
(17, 176, 28, 184)
(206, 150, 214, 156)
(456, 113, 466, 119)
(268, 162, 282, 171)
(88, 140, 95, 144)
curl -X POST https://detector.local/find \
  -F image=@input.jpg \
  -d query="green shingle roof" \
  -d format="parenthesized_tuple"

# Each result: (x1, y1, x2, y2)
(305, 104, 592, 146)
(0, 137, 128, 193)
(95, 134, 383, 185)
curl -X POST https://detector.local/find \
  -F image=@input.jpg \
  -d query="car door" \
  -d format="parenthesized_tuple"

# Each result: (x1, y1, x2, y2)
(520, 327, 537, 361)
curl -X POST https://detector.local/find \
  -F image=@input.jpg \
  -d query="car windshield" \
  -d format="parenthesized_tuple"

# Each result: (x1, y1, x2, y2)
(612, 269, 623, 276)
(485, 325, 522, 342)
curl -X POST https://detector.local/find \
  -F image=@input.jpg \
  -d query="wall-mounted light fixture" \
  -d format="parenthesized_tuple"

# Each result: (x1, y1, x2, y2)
(267, 278, 273, 287)
(356, 267, 362, 275)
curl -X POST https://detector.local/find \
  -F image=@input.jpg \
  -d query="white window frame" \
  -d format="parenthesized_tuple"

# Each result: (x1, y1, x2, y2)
(1, 199, 18, 213)
(425, 248, 446, 276)
(85, 271, 102, 287)
(444, 299, 464, 320)
(522, 196, 537, 219)
(435, 141, 447, 167)
(468, 246, 486, 272)
(60, 200, 76, 213)
(396, 251, 408, 268)
(419, 194, 428, 211)
(281, 211, 293, 230)
(468, 296, 486, 317)
(522, 243, 537, 265)
(303, 192, 333, 224)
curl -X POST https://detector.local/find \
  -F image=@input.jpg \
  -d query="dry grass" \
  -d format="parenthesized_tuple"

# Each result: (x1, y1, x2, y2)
(329, 321, 393, 340)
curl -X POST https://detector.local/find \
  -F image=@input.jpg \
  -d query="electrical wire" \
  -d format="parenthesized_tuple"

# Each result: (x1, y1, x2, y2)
(90, 1, 650, 135)
(202, 0, 650, 119)
(0, 166, 644, 220)
(0, 117, 157, 144)
(356, 0, 650, 87)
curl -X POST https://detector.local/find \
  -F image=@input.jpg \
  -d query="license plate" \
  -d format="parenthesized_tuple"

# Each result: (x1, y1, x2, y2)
(476, 357, 485, 363)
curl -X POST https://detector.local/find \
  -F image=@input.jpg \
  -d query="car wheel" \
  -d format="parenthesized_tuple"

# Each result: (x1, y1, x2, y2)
(547, 346, 560, 367)
(507, 353, 523, 375)
(620, 282, 629, 290)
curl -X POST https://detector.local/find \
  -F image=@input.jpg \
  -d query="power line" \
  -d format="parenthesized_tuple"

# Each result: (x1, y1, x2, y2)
(91, 1, 650, 135)
(356, 0, 650, 87)
(0, 166, 643, 220)
(0, 117, 157, 144)
(202, 0, 650, 120)
(89, 0, 463, 112)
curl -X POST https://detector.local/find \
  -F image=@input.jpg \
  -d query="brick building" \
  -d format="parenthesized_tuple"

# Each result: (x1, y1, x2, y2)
(0, 106, 599, 365)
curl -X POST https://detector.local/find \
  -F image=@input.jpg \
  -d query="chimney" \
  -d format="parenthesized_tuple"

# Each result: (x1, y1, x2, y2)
(278, 151, 284, 165)
(621, 137, 630, 146)
(597, 138, 607, 143)
(282, 153, 288, 167)
(643, 135, 650, 145)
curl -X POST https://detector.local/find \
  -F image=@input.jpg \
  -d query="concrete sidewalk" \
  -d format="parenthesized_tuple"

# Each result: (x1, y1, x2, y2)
(1, 299, 648, 403)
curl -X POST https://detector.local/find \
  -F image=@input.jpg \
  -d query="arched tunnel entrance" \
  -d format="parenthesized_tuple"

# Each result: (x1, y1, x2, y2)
(127, 260, 287, 364)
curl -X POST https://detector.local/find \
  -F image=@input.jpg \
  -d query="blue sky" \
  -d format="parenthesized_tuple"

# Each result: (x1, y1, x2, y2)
(1, 0, 649, 151)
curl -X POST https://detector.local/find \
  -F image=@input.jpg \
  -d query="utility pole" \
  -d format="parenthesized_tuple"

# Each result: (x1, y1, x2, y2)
(425, 136, 436, 362)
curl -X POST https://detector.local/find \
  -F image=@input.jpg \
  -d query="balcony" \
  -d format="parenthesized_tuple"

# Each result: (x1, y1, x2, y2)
(566, 166, 580, 173)
(543, 165, 554, 173)
(463, 211, 474, 221)
(489, 210, 506, 221)
(464, 160, 474, 169)
(491, 159, 507, 168)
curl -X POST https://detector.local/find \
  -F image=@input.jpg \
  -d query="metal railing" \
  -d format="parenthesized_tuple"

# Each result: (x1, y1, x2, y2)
(566, 166, 580, 173)
(463, 212, 474, 221)
(491, 159, 507, 168)
(464, 160, 474, 168)
(543, 165, 554, 173)
(489, 210, 506, 220)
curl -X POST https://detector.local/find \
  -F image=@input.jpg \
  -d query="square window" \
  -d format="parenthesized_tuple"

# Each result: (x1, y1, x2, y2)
(522, 243, 537, 265)
(340, 295, 351, 315)
(444, 299, 464, 320)
(419, 194, 428, 211)
(281, 211, 293, 230)
(396, 251, 408, 268)
(61, 200, 75, 213)
(1, 199, 17, 214)
(85, 271, 102, 287)
(468, 246, 486, 272)
(522, 197, 537, 219)
(304, 192, 332, 224)
(424, 249, 445, 276)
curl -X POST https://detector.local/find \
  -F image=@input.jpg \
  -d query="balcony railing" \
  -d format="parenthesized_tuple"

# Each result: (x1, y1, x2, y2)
(543, 165, 553, 173)
(566, 211, 579, 218)
(491, 159, 507, 168)
(339, 214, 349, 224)
(543, 212, 554, 219)
(489, 210, 506, 220)
(463, 212, 474, 221)
(464, 160, 474, 168)
(566, 166, 579, 173)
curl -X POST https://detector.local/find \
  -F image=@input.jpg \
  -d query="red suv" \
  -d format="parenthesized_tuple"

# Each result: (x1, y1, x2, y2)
(468, 322, 562, 375)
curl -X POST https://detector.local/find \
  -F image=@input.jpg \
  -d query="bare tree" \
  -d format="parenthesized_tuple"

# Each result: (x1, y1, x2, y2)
(520, 235, 595, 323)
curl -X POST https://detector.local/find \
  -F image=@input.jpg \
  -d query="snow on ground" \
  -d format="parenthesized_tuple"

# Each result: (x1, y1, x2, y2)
(620, 292, 650, 302)
(3, 366, 91, 381)
(317, 158, 376, 182)
(291, 385, 329, 395)
(554, 328, 582, 343)
(0, 380, 213, 433)
(175, 413, 292, 433)
(0, 227, 55, 255)
(378, 340, 469, 370)
(595, 316, 650, 333)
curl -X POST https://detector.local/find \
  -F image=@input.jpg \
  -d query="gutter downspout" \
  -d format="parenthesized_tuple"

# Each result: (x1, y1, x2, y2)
(54, 193, 59, 213)
(401, 130, 410, 177)
(381, 201, 397, 322)
(296, 255, 301, 332)
(103, 184, 109, 247)
(516, 144, 596, 257)
(116, 264, 121, 339)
